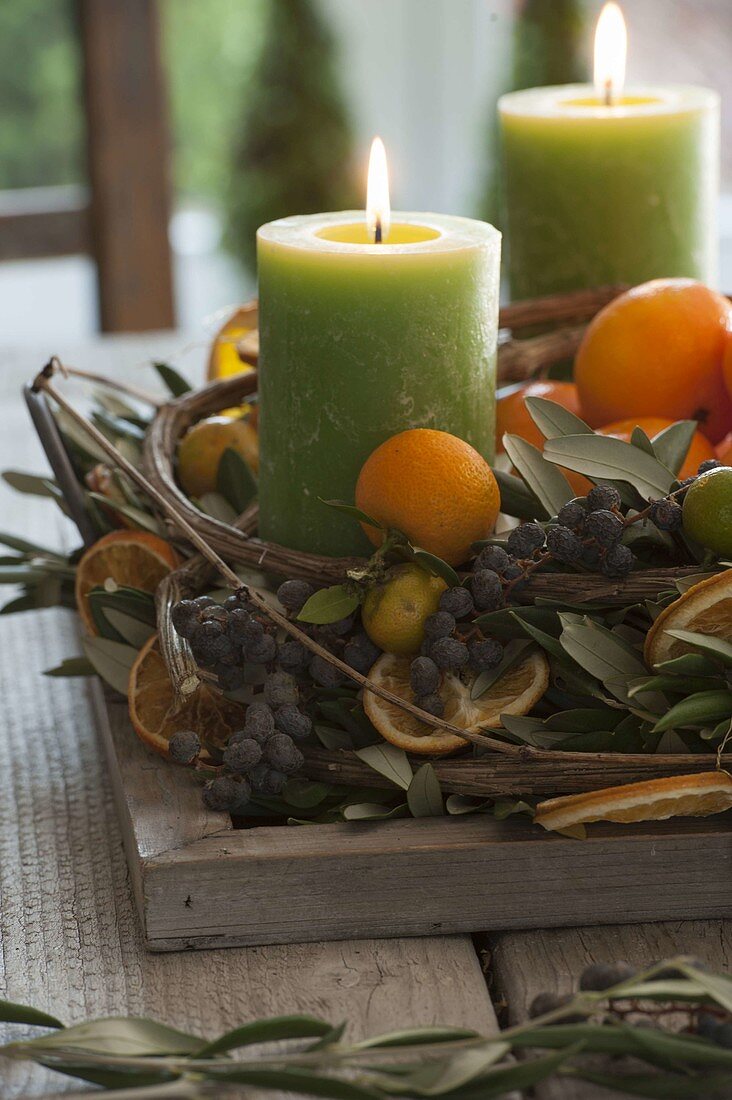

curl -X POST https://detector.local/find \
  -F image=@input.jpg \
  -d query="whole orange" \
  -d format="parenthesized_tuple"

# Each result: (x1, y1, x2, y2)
(575, 279, 732, 444)
(597, 417, 716, 480)
(723, 326, 732, 403)
(355, 429, 500, 566)
(495, 381, 582, 453)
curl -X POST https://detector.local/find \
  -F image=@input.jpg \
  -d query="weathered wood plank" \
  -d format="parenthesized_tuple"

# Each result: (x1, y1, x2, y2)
(0, 605, 499, 1098)
(489, 920, 732, 1099)
(78, 0, 175, 331)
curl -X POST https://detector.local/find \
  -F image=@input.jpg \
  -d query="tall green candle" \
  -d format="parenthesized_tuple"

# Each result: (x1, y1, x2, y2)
(499, 83, 719, 299)
(257, 211, 500, 558)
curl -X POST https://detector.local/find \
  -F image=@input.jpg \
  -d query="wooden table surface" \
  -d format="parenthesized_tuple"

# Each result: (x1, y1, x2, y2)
(1, 338, 730, 1099)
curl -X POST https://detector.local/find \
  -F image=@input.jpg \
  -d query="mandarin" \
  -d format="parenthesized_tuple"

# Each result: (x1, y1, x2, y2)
(575, 279, 732, 443)
(355, 429, 500, 566)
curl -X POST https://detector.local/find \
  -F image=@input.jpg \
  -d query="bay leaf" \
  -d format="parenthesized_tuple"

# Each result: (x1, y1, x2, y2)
(319, 498, 384, 530)
(493, 468, 547, 520)
(342, 803, 409, 821)
(298, 584, 359, 625)
(217, 447, 257, 514)
(354, 743, 413, 790)
(411, 549, 460, 588)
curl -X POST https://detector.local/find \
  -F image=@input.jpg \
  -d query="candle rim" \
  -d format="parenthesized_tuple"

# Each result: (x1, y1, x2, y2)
(258, 211, 500, 255)
(498, 82, 719, 120)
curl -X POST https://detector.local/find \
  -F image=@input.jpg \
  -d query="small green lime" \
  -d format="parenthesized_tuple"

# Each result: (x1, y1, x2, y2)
(362, 563, 447, 656)
(682, 468, 732, 557)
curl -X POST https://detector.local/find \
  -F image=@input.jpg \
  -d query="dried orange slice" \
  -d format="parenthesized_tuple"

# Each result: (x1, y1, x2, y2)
(128, 634, 247, 757)
(644, 570, 732, 668)
(363, 649, 549, 755)
(75, 530, 179, 635)
(207, 303, 258, 381)
(535, 771, 732, 833)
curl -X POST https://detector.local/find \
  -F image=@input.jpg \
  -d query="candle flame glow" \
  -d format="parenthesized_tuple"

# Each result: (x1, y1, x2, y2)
(594, 2, 627, 104)
(366, 136, 391, 243)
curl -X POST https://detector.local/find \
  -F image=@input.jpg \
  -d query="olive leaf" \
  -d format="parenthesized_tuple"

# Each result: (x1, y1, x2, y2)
(217, 447, 257, 514)
(153, 360, 191, 396)
(342, 802, 409, 821)
(81, 636, 138, 695)
(524, 395, 593, 440)
(44, 656, 96, 678)
(2, 470, 59, 497)
(87, 492, 164, 535)
(502, 433, 574, 516)
(298, 584, 360, 625)
(544, 434, 675, 499)
(558, 615, 653, 706)
(192, 1015, 334, 1058)
(492, 468, 547, 520)
(651, 420, 697, 475)
(630, 425, 656, 457)
(665, 630, 732, 667)
(102, 608, 156, 649)
(354, 743, 413, 790)
(411, 549, 460, 588)
(407, 763, 444, 817)
(652, 690, 732, 733)
(471, 638, 532, 700)
(197, 491, 238, 524)
(319, 499, 384, 530)
(0, 998, 63, 1029)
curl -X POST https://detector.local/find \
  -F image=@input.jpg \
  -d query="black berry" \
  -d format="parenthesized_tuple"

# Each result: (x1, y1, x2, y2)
(343, 633, 381, 674)
(223, 737, 263, 773)
(264, 671, 299, 708)
(415, 692, 445, 717)
(171, 600, 200, 639)
(245, 634, 278, 664)
(557, 500, 587, 531)
(649, 498, 683, 531)
(475, 545, 511, 574)
(265, 732, 304, 774)
(546, 525, 584, 564)
(274, 704, 312, 740)
(249, 763, 287, 795)
(168, 729, 201, 764)
(244, 700, 275, 739)
(410, 655, 440, 696)
(277, 579, 315, 614)
(586, 485, 621, 512)
(601, 542, 635, 577)
(472, 569, 503, 611)
(439, 586, 475, 619)
(579, 961, 635, 991)
(507, 522, 546, 558)
(424, 611, 456, 640)
(430, 636, 469, 672)
(203, 775, 251, 813)
(585, 509, 624, 547)
(468, 637, 503, 671)
(698, 458, 722, 475)
(277, 639, 311, 675)
(309, 655, 345, 688)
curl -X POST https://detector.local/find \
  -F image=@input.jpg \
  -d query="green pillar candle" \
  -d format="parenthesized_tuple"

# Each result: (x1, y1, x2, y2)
(257, 212, 500, 558)
(499, 84, 720, 299)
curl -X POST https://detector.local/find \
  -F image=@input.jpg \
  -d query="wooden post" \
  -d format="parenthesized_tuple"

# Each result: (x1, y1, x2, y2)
(78, 0, 175, 332)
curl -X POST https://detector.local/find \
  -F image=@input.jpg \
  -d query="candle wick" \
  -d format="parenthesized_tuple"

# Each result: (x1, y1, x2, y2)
(603, 77, 616, 107)
(374, 218, 382, 244)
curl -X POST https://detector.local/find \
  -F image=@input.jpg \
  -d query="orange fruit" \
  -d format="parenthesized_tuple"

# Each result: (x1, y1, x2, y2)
(576, 279, 732, 444)
(355, 429, 500, 566)
(177, 415, 259, 498)
(75, 531, 179, 635)
(128, 634, 247, 758)
(363, 649, 549, 755)
(644, 570, 732, 668)
(597, 417, 716, 481)
(496, 381, 582, 453)
(207, 303, 258, 381)
(717, 433, 732, 465)
(535, 771, 732, 833)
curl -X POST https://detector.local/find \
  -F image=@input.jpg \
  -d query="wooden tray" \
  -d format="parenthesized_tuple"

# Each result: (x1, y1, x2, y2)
(94, 683, 732, 952)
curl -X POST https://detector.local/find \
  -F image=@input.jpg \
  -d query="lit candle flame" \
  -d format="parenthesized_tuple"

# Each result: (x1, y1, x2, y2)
(594, 2, 627, 105)
(366, 136, 390, 243)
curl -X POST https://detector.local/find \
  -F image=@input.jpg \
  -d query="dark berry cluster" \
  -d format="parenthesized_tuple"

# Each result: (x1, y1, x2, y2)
(172, 592, 280, 692)
(276, 579, 382, 683)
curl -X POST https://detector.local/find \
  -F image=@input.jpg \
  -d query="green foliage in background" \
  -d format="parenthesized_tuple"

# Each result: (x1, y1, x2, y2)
(0, 0, 82, 189)
(483, 0, 591, 227)
(162, 0, 268, 205)
(225, 0, 358, 273)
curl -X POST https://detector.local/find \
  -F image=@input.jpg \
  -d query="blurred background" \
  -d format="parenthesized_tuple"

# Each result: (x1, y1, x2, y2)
(1, 0, 730, 343)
